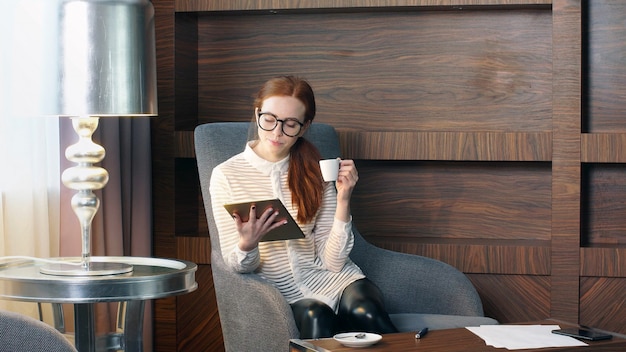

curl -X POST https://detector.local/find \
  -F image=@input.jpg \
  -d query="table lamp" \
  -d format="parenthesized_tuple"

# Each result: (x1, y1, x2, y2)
(40, 0, 157, 276)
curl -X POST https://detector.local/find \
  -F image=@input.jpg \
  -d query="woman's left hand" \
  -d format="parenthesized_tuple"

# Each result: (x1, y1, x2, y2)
(335, 159, 358, 202)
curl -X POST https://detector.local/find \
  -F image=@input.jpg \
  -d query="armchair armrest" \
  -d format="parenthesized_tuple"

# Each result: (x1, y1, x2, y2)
(350, 228, 484, 317)
(211, 252, 299, 352)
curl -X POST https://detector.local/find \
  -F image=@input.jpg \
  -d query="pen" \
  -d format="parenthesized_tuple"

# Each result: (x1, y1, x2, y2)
(415, 327, 429, 339)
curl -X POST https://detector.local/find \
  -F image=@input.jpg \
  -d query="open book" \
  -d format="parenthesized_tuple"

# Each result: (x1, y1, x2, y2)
(223, 199, 305, 241)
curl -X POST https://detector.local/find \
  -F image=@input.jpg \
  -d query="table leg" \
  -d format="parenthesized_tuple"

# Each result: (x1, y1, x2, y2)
(122, 300, 145, 352)
(74, 303, 96, 352)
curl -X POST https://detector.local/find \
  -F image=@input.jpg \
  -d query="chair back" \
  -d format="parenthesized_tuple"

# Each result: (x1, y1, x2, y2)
(0, 310, 77, 352)
(194, 121, 341, 351)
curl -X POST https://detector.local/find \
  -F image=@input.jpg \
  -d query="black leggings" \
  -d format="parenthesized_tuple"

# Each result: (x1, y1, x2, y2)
(290, 278, 398, 339)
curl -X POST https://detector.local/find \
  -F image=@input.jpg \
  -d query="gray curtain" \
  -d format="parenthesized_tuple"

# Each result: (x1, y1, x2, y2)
(59, 116, 153, 351)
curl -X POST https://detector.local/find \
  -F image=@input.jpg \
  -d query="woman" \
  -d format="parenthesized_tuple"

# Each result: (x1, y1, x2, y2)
(209, 75, 397, 339)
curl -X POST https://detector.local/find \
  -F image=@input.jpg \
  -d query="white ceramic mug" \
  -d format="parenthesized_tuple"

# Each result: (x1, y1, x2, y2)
(319, 158, 340, 181)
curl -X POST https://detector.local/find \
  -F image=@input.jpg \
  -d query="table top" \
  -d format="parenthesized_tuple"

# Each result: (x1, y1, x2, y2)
(295, 320, 626, 352)
(0, 256, 197, 303)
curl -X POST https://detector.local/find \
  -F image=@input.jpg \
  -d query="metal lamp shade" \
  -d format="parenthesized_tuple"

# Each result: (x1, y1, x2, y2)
(58, 0, 158, 117)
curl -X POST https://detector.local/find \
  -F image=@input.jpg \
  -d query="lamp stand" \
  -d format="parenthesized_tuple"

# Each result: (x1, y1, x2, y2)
(40, 116, 133, 276)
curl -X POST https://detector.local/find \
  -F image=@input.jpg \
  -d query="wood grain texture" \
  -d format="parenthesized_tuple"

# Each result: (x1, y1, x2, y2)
(584, 0, 626, 132)
(468, 274, 551, 323)
(174, 13, 199, 131)
(177, 265, 225, 351)
(152, 1, 178, 351)
(550, 0, 581, 323)
(175, 131, 195, 158)
(177, 130, 552, 161)
(176, 0, 552, 12)
(370, 240, 550, 274)
(196, 9, 552, 133)
(581, 133, 626, 163)
(580, 277, 626, 335)
(340, 131, 552, 161)
(352, 161, 552, 241)
(581, 164, 626, 247)
(154, 296, 177, 352)
(581, 248, 626, 277)
(177, 237, 212, 265)
(175, 158, 200, 236)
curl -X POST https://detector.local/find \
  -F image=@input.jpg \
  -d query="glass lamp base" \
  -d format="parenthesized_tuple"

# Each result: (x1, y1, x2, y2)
(40, 262, 133, 276)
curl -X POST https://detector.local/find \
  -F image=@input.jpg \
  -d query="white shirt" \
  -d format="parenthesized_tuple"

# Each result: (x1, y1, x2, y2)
(209, 142, 365, 310)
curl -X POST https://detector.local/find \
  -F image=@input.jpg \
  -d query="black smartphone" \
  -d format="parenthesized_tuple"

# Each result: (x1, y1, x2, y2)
(551, 328, 612, 341)
(289, 339, 319, 352)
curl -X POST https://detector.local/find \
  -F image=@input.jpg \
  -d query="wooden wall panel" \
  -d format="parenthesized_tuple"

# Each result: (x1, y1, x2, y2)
(581, 164, 626, 247)
(580, 277, 626, 335)
(581, 6, 626, 313)
(177, 0, 553, 12)
(177, 130, 553, 161)
(176, 265, 224, 351)
(581, 248, 626, 278)
(352, 161, 552, 241)
(469, 274, 551, 324)
(581, 133, 626, 163)
(174, 13, 199, 131)
(550, 0, 581, 323)
(196, 9, 552, 133)
(151, 0, 626, 349)
(153, 296, 177, 352)
(152, 0, 179, 351)
(375, 241, 550, 275)
(153, 0, 176, 257)
(174, 158, 200, 236)
(579, 0, 626, 335)
(341, 131, 552, 161)
(584, 0, 626, 132)
(177, 237, 212, 265)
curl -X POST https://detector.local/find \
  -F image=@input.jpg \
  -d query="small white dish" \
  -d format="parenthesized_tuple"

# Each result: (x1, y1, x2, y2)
(333, 332, 382, 348)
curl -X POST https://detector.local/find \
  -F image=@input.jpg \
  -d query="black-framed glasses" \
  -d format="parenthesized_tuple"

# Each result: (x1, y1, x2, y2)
(256, 111, 304, 137)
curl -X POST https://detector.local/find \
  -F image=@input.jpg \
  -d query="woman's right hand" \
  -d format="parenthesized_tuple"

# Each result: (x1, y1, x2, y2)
(233, 204, 286, 252)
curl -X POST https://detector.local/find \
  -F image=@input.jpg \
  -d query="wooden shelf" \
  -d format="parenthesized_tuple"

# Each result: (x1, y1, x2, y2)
(581, 133, 626, 163)
(340, 131, 551, 161)
(178, 130, 552, 161)
(581, 247, 626, 278)
(369, 237, 550, 275)
(175, 0, 552, 13)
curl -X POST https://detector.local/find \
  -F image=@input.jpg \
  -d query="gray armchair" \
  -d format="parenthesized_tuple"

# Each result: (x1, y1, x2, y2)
(195, 122, 497, 352)
(0, 310, 77, 352)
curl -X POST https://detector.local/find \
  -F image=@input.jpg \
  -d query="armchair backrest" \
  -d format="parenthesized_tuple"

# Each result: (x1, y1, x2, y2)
(0, 310, 77, 352)
(194, 121, 342, 351)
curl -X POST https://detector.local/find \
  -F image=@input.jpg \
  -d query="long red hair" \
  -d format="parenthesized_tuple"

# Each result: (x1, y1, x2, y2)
(253, 76, 323, 223)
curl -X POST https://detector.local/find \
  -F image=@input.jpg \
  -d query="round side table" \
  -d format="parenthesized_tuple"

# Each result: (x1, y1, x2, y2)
(0, 256, 197, 352)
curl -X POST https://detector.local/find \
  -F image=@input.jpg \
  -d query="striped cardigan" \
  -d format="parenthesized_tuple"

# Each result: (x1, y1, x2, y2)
(209, 143, 365, 310)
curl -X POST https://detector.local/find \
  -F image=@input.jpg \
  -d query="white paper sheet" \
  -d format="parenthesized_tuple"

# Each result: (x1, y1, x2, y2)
(466, 324, 588, 350)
